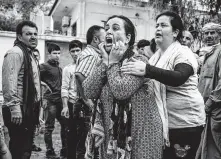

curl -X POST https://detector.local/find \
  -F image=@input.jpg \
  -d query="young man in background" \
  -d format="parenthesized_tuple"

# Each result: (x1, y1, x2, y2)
(40, 43, 67, 159)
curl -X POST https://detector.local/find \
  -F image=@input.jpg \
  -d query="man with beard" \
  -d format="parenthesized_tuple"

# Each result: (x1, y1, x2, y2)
(196, 22, 221, 159)
(2, 21, 41, 159)
(74, 25, 105, 159)
(197, 27, 221, 73)
(40, 43, 67, 159)
(61, 40, 82, 159)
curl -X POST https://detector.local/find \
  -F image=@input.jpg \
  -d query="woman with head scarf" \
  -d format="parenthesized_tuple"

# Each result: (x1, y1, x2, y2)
(121, 11, 206, 159)
(83, 15, 164, 159)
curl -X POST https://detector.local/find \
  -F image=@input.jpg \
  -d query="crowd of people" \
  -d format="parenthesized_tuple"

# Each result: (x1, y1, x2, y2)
(0, 10, 221, 159)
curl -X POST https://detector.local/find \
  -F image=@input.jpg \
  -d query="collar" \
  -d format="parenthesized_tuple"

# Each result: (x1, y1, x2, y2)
(17, 40, 35, 51)
(72, 61, 77, 65)
(87, 44, 101, 55)
(47, 59, 59, 66)
(199, 43, 220, 56)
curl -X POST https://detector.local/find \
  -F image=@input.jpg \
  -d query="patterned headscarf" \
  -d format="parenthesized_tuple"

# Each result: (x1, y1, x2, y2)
(202, 22, 221, 33)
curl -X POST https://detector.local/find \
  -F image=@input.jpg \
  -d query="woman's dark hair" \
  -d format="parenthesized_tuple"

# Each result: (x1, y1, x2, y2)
(156, 11, 184, 42)
(107, 15, 136, 47)
(69, 40, 83, 50)
(150, 38, 157, 53)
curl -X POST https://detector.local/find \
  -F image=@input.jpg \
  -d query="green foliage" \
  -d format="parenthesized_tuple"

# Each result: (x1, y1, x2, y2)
(146, 0, 221, 32)
(0, 0, 54, 19)
(200, 0, 221, 14)
(143, 0, 221, 50)
(0, 0, 54, 31)
(0, 14, 22, 31)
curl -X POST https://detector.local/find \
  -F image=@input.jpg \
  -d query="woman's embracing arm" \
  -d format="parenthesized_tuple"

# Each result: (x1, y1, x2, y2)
(107, 55, 148, 100)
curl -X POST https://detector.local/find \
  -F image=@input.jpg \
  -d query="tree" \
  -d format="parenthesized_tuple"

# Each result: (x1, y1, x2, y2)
(201, 0, 221, 14)
(0, 0, 54, 20)
(0, 0, 54, 31)
(143, 0, 220, 33)
(0, 14, 22, 31)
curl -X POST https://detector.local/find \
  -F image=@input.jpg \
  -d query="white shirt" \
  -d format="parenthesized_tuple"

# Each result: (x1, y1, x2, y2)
(61, 63, 78, 102)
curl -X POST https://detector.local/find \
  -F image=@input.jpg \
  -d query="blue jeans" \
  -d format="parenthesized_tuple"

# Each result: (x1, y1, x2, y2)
(44, 100, 67, 153)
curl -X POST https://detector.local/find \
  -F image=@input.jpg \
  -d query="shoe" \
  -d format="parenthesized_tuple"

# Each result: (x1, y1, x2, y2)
(32, 144, 42, 152)
(46, 149, 60, 159)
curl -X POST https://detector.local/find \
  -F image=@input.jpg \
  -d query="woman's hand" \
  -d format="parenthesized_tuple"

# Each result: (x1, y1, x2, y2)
(98, 42, 109, 65)
(99, 41, 127, 65)
(110, 41, 127, 64)
(121, 57, 147, 76)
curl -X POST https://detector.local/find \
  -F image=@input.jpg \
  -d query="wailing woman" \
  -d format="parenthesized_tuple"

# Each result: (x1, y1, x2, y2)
(83, 15, 164, 159)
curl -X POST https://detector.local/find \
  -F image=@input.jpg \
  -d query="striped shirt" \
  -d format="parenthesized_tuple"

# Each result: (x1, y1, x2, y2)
(76, 45, 101, 78)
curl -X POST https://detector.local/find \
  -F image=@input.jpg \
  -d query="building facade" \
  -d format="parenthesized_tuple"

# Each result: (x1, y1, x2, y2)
(49, 0, 156, 42)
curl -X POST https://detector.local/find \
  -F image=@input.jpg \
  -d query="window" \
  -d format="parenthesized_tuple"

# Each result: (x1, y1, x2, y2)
(101, 20, 107, 27)
(72, 23, 77, 36)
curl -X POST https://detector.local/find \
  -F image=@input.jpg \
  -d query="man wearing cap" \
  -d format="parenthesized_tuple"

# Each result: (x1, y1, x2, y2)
(196, 22, 221, 159)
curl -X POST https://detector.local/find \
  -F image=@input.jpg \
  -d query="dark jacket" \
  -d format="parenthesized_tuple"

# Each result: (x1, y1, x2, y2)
(196, 44, 221, 159)
(40, 59, 62, 103)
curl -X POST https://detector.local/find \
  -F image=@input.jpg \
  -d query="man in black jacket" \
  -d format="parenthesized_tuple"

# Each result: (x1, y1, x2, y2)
(40, 43, 67, 159)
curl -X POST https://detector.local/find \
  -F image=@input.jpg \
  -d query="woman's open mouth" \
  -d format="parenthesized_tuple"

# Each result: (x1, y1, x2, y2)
(155, 33, 162, 38)
(105, 36, 113, 53)
(106, 37, 113, 46)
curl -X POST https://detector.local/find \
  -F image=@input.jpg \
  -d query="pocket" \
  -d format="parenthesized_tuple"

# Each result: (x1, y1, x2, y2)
(73, 100, 82, 118)
(211, 111, 221, 133)
(202, 67, 214, 78)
